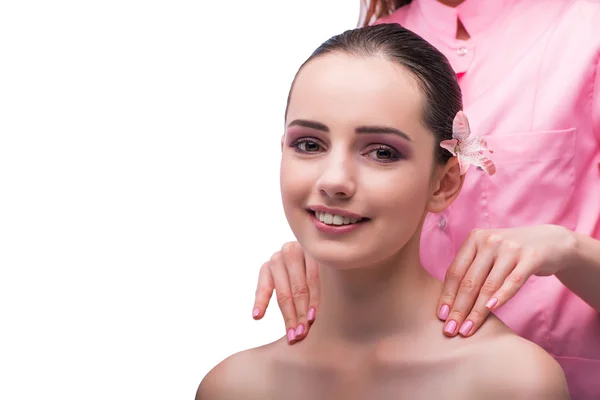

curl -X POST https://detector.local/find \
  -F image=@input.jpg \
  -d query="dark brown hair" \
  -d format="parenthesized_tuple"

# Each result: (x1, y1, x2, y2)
(287, 23, 462, 163)
(359, 0, 412, 27)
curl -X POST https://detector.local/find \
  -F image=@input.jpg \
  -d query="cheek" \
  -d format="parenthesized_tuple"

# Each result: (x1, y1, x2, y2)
(362, 167, 431, 221)
(280, 155, 314, 213)
(361, 169, 431, 261)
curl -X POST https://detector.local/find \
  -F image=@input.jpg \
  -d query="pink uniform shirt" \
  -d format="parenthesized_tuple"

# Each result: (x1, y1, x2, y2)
(378, 0, 600, 398)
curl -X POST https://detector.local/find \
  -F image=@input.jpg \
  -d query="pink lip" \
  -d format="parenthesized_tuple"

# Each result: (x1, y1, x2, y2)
(309, 212, 367, 235)
(308, 205, 364, 219)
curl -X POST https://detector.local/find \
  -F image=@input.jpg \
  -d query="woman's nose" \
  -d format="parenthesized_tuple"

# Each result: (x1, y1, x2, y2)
(315, 153, 356, 199)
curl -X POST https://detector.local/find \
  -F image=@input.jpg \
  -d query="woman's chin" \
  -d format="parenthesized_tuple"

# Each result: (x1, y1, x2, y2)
(304, 243, 380, 270)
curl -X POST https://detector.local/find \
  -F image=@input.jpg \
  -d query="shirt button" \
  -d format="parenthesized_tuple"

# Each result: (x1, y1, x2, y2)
(457, 46, 468, 56)
(438, 217, 447, 229)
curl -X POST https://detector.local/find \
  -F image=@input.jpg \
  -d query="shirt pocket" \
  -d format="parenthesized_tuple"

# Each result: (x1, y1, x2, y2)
(483, 128, 577, 229)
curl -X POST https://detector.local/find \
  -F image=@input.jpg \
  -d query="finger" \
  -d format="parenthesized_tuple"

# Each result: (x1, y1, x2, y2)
(438, 231, 478, 321)
(252, 262, 275, 320)
(269, 252, 299, 343)
(304, 253, 320, 325)
(458, 253, 518, 337)
(444, 242, 497, 337)
(281, 242, 310, 340)
(486, 262, 533, 312)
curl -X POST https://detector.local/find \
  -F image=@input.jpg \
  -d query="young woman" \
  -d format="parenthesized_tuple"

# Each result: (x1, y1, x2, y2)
(251, 1, 600, 398)
(197, 24, 569, 400)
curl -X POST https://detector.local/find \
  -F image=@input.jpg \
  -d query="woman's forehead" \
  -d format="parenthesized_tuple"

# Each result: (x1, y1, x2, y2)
(287, 54, 425, 131)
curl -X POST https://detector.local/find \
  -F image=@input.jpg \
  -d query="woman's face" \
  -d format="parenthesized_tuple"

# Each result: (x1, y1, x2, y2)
(281, 53, 438, 269)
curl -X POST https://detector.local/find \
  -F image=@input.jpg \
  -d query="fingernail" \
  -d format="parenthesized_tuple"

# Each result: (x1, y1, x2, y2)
(459, 320, 473, 336)
(486, 297, 498, 310)
(444, 320, 457, 335)
(287, 328, 296, 342)
(438, 304, 450, 320)
(252, 307, 260, 318)
(307, 307, 316, 322)
(295, 324, 305, 336)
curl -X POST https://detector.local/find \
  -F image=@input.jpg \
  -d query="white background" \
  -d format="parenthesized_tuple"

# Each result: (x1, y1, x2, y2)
(0, 1, 358, 399)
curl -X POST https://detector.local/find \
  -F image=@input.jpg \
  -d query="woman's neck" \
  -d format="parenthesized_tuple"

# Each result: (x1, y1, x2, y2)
(308, 236, 442, 345)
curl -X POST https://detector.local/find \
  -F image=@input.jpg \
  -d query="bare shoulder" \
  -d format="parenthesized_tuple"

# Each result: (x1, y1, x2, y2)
(196, 341, 282, 400)
(465, 324, 569, 400)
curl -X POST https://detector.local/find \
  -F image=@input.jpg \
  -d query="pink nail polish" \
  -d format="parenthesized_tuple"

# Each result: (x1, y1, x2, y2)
(287, 328, 296, 342)
(307, 307, 316, 322)
(252, 307, 260, 318)
(439, 304, 450, 320)
(444, 320, 457, 335)
(459, 320, 473, 336)
(295, 324, 305, 336)
(486, 297, 498, 310)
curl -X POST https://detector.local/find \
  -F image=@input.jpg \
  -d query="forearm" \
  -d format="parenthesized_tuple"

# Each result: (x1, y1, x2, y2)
(556, 232, 600, 312)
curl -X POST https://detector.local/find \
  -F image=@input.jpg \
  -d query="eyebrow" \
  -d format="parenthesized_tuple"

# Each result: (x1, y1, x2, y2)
(287, 119, 413, 142)
(287, 119, 329, 132)
(356, 125, 413, 142)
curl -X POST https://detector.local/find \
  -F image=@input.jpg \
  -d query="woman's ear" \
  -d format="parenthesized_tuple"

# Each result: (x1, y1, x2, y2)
(427, 157, 464, 213)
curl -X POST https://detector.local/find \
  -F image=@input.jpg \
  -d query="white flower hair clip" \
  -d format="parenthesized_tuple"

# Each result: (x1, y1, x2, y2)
(440, 111, 496, 176)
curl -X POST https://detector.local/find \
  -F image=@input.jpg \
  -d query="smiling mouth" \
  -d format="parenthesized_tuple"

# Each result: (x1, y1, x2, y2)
(308, 210, 369, 226)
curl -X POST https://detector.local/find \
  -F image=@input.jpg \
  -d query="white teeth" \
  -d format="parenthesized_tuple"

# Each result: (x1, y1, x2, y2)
(315, 211, 362, 226)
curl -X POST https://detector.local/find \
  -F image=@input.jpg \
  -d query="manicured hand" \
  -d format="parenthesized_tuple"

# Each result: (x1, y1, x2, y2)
(252, 242, 320, 343)
(437, 225, 577, 337)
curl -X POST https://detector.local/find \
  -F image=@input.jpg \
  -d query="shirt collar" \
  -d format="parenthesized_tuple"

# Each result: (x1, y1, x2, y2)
(413, 0, 515, 38)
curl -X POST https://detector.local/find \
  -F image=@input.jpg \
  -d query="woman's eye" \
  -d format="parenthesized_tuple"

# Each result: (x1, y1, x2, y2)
(375, 148, 392, 159)
(366, 146, 401, 162)
(292, 139, 323, 153)
(302, 141, 320, 152)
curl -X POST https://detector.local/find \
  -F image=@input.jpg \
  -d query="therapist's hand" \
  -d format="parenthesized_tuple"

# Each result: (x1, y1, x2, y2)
(252, 242, 320, 344)
(437, 224, 577, 337)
